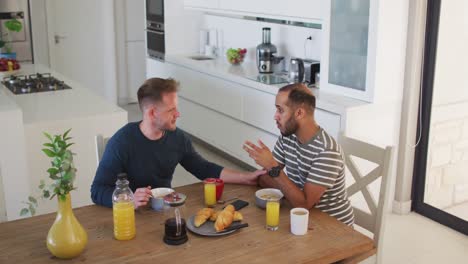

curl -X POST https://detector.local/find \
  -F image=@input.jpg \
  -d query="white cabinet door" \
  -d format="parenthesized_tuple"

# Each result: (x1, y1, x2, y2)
(124, 0, 145, 41)
(321, 0, 376, 102)
(146, 58, 170, 79)
(169, 65, 244, 120)
(178, 97, 277, 168)
(126, 42, 147, 102)
(218, 0, 325, 21)
(315, 109, 340, 139)
(184, 0, 219, 9)
(243, 87, 279, 136)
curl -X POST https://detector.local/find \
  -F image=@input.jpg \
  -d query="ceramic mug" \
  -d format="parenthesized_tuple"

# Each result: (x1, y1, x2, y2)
(151, 187, 174, 211)
(290, 207, 309, 235)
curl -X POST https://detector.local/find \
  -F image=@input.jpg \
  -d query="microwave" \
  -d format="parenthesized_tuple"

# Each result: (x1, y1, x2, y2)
(146, 0, 164, 24)
(146, 0, 165, 61)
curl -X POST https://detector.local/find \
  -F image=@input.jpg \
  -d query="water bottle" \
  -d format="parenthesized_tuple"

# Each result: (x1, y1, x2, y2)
(112, 173, 136, 240)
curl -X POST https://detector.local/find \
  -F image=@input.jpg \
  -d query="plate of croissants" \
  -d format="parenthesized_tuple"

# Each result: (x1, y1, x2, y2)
(186, 205, 246, 236)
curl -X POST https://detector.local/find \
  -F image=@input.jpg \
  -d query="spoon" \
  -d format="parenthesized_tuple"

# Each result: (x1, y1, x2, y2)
(217, 197, 238, 204)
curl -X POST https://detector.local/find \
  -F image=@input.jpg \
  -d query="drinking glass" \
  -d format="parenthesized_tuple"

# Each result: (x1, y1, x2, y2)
(266, 199, 280, 231)
(204, 182, 216, 207)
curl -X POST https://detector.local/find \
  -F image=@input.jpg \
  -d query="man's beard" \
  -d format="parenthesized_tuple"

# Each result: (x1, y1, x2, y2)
(280, 117, 298, 137)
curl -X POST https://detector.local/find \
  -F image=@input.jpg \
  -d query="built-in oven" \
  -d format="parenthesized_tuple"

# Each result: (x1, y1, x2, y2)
(146, 0, 165, 61)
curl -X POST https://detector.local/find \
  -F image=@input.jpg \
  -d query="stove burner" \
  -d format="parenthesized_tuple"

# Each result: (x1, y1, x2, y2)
(2, 73, 72, 94)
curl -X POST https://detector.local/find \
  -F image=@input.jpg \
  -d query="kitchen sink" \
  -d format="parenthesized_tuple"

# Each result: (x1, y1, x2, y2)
(188, 55, 216, 61)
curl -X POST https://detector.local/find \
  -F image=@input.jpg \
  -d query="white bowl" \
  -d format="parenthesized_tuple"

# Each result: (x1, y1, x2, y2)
(151, 187, 174, 211)
(255, 188, 284, 209)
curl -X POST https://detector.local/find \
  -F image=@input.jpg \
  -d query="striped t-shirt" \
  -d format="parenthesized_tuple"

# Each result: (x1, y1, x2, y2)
(272, 128, 354, 226)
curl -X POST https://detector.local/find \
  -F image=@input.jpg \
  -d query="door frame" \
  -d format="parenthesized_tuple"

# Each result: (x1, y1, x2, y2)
(411, 0, 468, 235)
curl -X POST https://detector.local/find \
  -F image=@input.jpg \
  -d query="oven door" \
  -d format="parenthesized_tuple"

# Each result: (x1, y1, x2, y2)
(146, 28, 165, 61)
(146, 0, 164, 24)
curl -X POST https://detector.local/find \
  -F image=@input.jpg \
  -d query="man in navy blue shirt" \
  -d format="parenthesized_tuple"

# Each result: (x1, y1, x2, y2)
(91, 78, 265, 208)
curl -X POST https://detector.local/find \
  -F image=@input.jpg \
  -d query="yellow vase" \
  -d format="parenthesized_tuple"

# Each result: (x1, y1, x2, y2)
(46, 193, 88, 259)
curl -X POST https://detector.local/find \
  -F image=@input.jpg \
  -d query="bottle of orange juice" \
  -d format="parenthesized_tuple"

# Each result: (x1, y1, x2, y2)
(112, 173, 136, 240)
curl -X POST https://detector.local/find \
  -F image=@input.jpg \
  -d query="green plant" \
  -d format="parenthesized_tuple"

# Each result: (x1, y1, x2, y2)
(0, 19, 23, 53)
(20, 129, 77, 216)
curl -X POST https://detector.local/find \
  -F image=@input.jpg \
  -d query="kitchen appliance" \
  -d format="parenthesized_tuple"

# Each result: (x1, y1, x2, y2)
(288, 58, 305, 83)
(256, 28, 283, 74)
(146, 0, 165, 61)
(0, 0, 33, 62)
(2, 73, 72, 94)
(247, 74, 289, 85)
(304, 59, 320, 85)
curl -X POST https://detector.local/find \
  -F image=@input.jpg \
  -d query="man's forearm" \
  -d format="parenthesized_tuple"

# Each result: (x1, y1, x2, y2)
(271, 171, 323, 209)
(258, 174, 280, 188)
(220, 168, 245, 184)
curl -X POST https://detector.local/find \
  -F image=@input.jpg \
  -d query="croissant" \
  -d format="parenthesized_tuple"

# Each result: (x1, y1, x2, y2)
(210, 210, 242, 222)
(214, 207, 234, 232)
(209, 210, 219, 221)
(210, 205, 234, 222)
(233, 211, 243, 221)
(224, 204, 235, 213)
(194, 208, 214, 227)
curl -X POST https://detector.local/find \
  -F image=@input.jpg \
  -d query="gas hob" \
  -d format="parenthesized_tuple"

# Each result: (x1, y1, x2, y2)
(2, 73, 72, 94)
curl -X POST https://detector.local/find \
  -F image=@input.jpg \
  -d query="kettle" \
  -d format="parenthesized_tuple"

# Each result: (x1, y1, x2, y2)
(288, 58, 305, 83)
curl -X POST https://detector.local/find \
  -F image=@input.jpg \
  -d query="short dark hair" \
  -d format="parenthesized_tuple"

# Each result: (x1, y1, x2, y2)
(137, 78, 179, 110)
(278, 83, 316, 113)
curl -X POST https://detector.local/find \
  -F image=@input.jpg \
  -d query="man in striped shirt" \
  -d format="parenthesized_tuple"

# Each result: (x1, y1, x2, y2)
(243, 83, 354, 226)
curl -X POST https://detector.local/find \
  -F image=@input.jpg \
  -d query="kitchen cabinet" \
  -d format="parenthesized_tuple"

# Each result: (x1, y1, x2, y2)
(184, 0, 324, 23)
(146, 58, 171, 79)
(321, 0, 376, 102)
(178, 97, 277, 168)
(126, 42, 147, 102)
(183, 0, 219, 9)
(169, 65, 244, 120)
(218, 0, 325, 21)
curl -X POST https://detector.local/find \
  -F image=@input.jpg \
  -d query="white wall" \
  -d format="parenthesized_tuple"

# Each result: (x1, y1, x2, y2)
(202, 14, 322, 67)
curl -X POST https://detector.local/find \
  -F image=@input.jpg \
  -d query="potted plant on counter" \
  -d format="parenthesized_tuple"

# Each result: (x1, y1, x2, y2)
(21, 129, 88, 259)
(0, 18, 23, 59)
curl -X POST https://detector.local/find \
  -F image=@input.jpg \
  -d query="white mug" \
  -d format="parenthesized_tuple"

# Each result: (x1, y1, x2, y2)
(151, 188, 174, 211)
(290, 208, 309, 235)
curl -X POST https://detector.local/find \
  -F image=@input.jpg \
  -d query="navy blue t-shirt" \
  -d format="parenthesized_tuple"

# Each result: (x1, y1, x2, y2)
(91, 122, 223, 207)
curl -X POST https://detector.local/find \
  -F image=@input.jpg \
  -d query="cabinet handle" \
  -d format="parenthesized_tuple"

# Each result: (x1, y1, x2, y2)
(145, 29, 164, 35)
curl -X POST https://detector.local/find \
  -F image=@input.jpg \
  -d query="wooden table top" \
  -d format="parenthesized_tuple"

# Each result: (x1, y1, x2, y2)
(0, 183, 374, 264)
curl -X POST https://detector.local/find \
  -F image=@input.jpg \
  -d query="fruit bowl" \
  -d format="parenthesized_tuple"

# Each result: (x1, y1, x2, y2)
(0, 58, 20, 72)
(226, 48, 247, 65)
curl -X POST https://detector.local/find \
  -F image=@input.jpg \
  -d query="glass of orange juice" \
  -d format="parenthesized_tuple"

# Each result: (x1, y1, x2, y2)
(204, 180, 217, 207)
(266, 199, 280, 231)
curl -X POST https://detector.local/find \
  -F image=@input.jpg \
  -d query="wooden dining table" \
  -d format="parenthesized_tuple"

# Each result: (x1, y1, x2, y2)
(0, 183, 375, 263)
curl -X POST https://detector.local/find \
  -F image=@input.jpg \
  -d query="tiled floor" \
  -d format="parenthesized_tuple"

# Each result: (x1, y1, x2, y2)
(122, 104, 468, 264)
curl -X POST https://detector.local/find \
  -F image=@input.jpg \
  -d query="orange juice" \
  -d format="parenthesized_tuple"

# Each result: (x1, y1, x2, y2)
(113, 201, 136, 240)
(266, 200, 280, 230)
(204, 182, 216, 207)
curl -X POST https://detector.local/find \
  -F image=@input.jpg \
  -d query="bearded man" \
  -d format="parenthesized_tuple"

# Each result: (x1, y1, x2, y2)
(243, 83, 354, 226)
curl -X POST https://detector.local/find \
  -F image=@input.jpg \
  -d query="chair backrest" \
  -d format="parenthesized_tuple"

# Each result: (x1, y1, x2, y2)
(338, 134, 394, 249)
(95, 134, 110, 165)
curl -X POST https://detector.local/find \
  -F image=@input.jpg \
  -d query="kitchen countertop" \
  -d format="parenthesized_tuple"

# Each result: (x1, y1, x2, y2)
(0, 64, 126, 124)
(164, 54, 369, 115)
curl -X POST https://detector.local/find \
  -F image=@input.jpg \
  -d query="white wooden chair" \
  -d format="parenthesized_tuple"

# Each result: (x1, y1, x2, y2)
(95, 134, 110, 165)
(338, 134, 394, 264)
